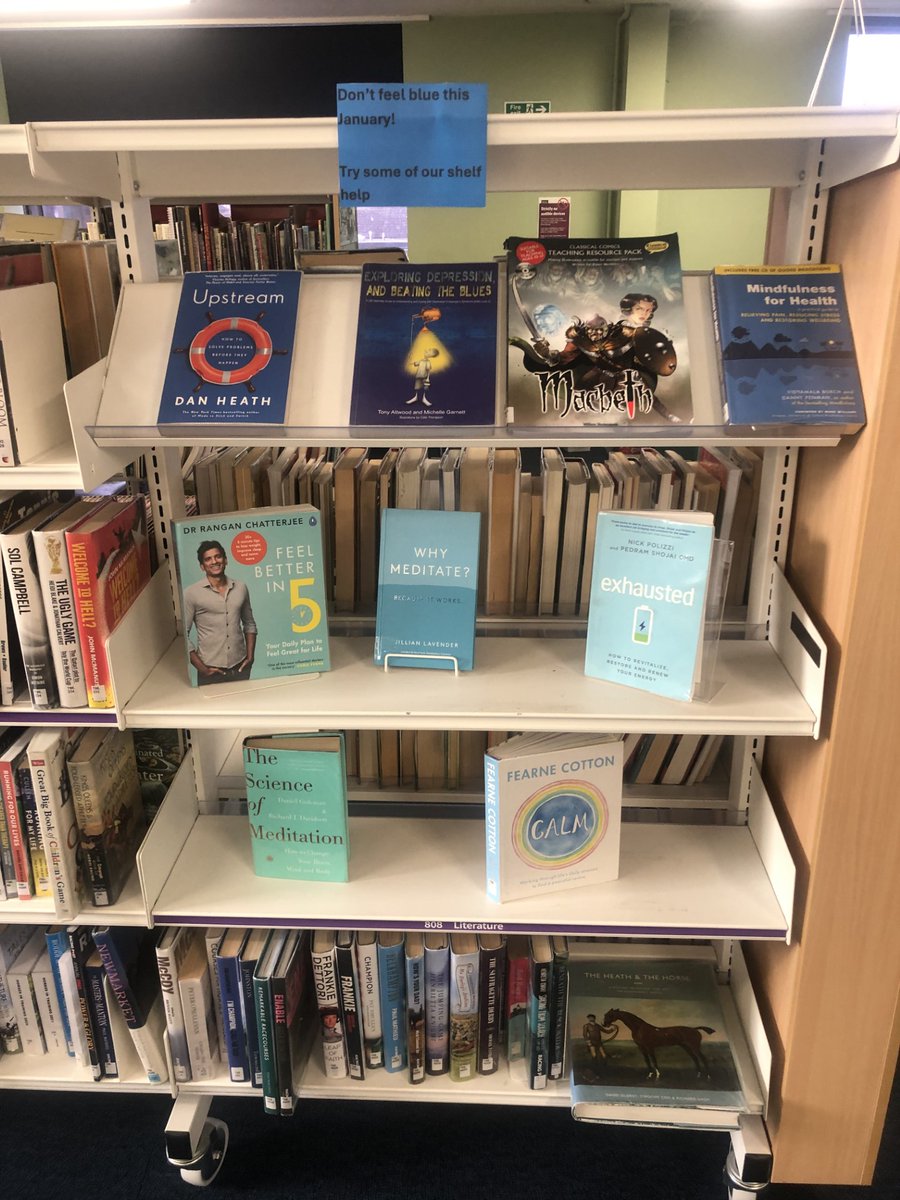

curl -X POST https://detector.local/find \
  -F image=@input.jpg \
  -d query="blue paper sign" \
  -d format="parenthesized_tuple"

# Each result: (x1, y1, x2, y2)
(336, 82, 487, 208)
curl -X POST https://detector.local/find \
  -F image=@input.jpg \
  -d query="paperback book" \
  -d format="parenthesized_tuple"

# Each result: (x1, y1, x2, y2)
(173, 504, 329, 686)
(584, 510, 715, 701)
(158, 270, 302, 425)
(505, 234, 692, 427)
(374, 508, 480, 672)
(567, 944, 746, 1124)
(242, 731, 349, 883)
(710, 264, 865, 429)
(349, 261, 499, 426)
(484, 733, 624, 903)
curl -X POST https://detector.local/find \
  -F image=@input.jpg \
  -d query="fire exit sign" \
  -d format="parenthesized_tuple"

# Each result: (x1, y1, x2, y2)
(504, 101, 551, 114)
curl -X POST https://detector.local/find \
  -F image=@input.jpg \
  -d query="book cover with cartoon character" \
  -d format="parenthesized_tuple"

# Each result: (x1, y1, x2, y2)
(349, 261, 498, 426)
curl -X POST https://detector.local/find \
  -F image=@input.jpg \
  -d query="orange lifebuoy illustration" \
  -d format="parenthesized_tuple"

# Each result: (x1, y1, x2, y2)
(188, 316, 273, 385)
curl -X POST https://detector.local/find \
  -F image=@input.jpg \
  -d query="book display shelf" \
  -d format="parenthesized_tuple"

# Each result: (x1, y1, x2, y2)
(1, 106, 898, 1192)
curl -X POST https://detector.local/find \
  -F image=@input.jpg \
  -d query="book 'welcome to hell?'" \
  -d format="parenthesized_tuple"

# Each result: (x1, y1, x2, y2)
(710, 264, 865, 429)
(157, 270, 301, 425)
(484, 732, 624, 903)
(585, 510, 714, 702)
(349, 262, 498, 426)
(505, 234, 692, 428)
(567, 944, 746, 1123)
(375, 508, 479, 671)
(243, 732, 349, 883)
(173, 505, 329, 687)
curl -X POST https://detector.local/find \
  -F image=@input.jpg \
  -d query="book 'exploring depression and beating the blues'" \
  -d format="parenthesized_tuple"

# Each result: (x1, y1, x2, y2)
(584, 510, 715, 702)
(173, 505, 329, 687)
(505, 235, 692, 428)
(710, 264, 865, 429)
(349, 262, 499, 426)
(375, 508, 480, 671)
(158, 270, 301, 425)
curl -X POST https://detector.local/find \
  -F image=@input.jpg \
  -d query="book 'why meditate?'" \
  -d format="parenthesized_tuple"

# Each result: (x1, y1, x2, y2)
(243, 732, 349, 883)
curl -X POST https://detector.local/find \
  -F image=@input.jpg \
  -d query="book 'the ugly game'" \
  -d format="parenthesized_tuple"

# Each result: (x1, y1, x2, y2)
(173, 505, 329, 687)
(350, 262, 499, 426)
(158, 270, 302, 426)
(505, 235, 692, 428)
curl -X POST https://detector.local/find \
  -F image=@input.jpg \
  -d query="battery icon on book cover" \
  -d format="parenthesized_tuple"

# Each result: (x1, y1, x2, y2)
(632, 605, 653, 645)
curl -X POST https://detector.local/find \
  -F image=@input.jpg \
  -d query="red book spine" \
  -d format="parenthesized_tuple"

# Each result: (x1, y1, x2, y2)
(0, 758, 31, 899)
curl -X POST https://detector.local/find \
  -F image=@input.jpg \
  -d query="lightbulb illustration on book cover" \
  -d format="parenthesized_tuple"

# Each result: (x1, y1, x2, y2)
(505, 235, 692, 427)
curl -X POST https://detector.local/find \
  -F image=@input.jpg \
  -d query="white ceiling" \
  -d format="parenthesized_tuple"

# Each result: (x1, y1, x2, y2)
(2, 0, 899, 31)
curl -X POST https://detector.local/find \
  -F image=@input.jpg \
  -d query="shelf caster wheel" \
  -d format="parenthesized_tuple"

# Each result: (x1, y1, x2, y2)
(169, 1116, 229, 1187)
(725, 1116, 772, 1198)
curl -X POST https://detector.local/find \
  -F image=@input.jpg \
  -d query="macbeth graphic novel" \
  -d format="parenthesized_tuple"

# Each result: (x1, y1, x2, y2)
(505, 235, 692, 427)
(349, 262, 498, 426)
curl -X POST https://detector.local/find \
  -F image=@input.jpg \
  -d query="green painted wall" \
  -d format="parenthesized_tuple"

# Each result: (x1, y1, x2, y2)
(403, 14, 620, 263)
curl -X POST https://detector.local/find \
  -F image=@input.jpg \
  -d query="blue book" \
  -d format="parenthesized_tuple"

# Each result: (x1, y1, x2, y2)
(173, 505, 329, 686)
(375, 508, 480, 671)
(349, 261, 498, 426)
(377, 932, 407, 1074)
(711, 264, 865, 429)
(423, 932, 450, 1076)
(215, 927, 251, 1084)
(243, 732, 349, 883)
(44, 926, 75, 1057)
(404, 932, 425, 1085)
(584, 510, 715, 701)
(158, 270, 302, 425)
(239, 927, 270, 1088)
(92, 925, 168, 1084)
(85, 950, 118, 1078)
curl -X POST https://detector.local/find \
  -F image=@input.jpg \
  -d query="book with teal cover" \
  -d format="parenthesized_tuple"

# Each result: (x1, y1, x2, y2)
(243, 732, 348, 883)
(584, 510, 714, 701)
(173, 505, 329, 686)
(374, 508, 479, 671)
(158, 270, 301, 425)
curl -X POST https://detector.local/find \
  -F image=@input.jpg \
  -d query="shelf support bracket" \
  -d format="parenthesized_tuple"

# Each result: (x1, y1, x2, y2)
(112, 151, 159, 284)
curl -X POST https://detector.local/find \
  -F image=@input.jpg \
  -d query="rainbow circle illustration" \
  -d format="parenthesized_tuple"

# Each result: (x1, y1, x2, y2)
(512, 780, 607, 871)
(189, 316, 273, 385)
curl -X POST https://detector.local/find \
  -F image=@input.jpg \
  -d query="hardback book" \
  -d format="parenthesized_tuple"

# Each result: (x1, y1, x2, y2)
(484, 732, 624, 903)
(374, 508, 480, 671)
(476, 933, 506, 1076)
(270, 928, 311, 1115)
(485, 447, 521, 617)
(0, 729, 35, 899)
(214, 927, 252, 1083)
(84, 949, 117, 1076)
(253, 930, 288, 1112)
(377, 930, 408, 1075)
(0, 923, 38, 1053)
(526, 935, 553, 1090)
(404, 931, 426, 1085)
(33, 496, 114, 708)
(28, 727, 82, 921)
(349, 261, 499, 426)
(505, 934, 531, 1062)
(66, 494, 152, 709)
(172, 505, 329, 686)
(177, 932, 220, 1083)
(132, 727, 185, 825)
(449, 931, 479, 1082)
(505, 234, 692, 428)
(710, 263, 865, 430)
(243, 731, 349, 883)
(354, 929, 384, 1070)
(238, 926, 270, 1088)
(423, 931, 450, 1076)
(310, 928, 350, 1079)
(43, 925, 76, 1058)
(50, 240, 120, 376)
(92, 925, 168, 1084)
(67, 924, 103, 1080)
(0, 496, 70, 708)
(567, 943, 746, 1124)
(0, 284, 69, 467)
(549, 935, 569, 1080)
(158, 269, 302, 425)
(334, 929, 365, 1080)
(155, 925, 197, 1083)
(67, 726, 146, 908)
(584, 510, 716, 701)
(7, 927, 47, 1055)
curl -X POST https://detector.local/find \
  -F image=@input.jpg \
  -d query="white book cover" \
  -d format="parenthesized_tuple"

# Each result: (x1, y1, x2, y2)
(156, 925, 196, 1083)
(484, 732, 624, 903)
(204, 926, 228, 1065)
(7, 928, 48, 1055)
(27, 727, 82, 920)
(32, 948, 66, 1055)
(311, 929, 349, 1079)
(0, 924, 40, 1053)
(353, 930, 383, 1070)
(179, 939, 220, 1082)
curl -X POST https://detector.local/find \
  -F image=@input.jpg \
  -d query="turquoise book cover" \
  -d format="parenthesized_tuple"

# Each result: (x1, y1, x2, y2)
(584, 511, 714, 701)
(376, 932, 407, 1074)
(243, 732, 348, 883)
(173, 505, 329, 686)
(374, 508, 479, 671)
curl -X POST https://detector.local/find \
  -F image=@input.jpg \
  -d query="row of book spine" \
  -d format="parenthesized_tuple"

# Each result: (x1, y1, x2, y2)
(158, 202, 336, 275)
(188, 440, 761, 619)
